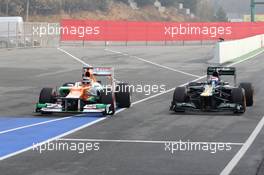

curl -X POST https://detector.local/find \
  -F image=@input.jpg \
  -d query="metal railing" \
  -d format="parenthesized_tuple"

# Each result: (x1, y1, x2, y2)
(0, 22, 60, 49)
(0, 22, 215, 49)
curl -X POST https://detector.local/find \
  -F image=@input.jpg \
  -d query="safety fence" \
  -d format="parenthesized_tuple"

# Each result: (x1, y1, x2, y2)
(60, 20, 264, 41)
(0, 22, 60, 49)
(2, 20, 264, 49)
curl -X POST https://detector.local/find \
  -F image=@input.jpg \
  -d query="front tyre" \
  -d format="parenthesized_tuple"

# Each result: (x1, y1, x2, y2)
(173, 87, 187, 103)
(39, 88, 56, 104)
(100, 89, 115, 115)
(171, 87, 187, 112)
(115, 83, 131, 108)
(232, 88, 246, 114)
(239, 82, 254, 106)
(38, 88, 56, 114)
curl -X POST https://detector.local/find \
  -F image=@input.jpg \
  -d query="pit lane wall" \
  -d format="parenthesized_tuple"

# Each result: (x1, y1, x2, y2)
(213, 34, 264, 64)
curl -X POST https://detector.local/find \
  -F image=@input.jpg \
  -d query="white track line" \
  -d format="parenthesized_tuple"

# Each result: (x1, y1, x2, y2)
(35, 68, 78, 78)
(0, 48, 89, 134)
(0, 116, 107, 161)
(57, 138, 244, 145)
(57, 47, 206, 107)
(227, 49, 264, 67)
(0, 48, 202, 161)
(133, 55, 201, 78)
(132, 75, 206, 106)
(220, 116, 264, 175)
(218, 50, 264, 175)
(0, 116, 72, 135)
(57, 47, 89, 66)
(104, 48, 201, 78)
(61, 47, 264, 175)
(1, 47, 262, 163)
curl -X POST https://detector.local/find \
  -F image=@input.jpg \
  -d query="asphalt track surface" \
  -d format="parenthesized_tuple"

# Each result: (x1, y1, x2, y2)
(0, 45, 264, 175)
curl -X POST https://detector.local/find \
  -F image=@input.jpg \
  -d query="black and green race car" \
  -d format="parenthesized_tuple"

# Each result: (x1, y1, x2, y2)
(170, 67, 254, 113)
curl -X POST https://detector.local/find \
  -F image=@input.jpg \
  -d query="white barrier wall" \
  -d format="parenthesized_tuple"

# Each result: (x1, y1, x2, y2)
(213, 34, 264, 64)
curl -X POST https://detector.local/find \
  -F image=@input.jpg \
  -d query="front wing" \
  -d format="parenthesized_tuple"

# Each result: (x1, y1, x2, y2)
(170, 102, 245, 113)
(36, 103, 113, 114)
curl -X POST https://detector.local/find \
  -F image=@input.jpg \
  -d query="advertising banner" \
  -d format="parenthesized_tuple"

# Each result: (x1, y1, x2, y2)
(60, 20, 264, 41)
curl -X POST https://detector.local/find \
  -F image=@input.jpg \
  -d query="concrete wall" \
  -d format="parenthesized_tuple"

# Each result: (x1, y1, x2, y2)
(213, 34, 264, 64)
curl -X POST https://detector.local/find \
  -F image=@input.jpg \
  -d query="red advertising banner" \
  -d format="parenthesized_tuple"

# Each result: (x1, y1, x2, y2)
(59, 20, 264, 41)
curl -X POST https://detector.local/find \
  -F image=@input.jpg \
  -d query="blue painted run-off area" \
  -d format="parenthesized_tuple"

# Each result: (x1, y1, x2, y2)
(0, 114, 103, 158)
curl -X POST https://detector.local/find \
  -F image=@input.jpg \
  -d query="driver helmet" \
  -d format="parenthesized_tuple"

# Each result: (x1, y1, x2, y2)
(210, 71, 220, 85)
(82, 77, 91, 85)
(212, 71, 219, 78)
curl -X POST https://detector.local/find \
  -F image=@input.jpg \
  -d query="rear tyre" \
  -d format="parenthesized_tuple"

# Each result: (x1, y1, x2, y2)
(39, 88, 56, 104)
(100, 89, 115, 115)
(239, 82, 254, 106)
(115, 83, 131, 108)
(232, 88, 246, 113)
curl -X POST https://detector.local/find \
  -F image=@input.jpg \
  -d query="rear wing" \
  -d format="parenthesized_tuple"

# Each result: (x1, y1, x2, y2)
(82, 66, 114, 86)
(207, 67, 237, 86)
(207, 67, 236, 76)
(83, 66, 113, 76)
(92, 67, 113, 76)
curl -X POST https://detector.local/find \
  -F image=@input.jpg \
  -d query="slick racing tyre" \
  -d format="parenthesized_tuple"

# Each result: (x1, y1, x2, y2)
(115, 83, 131, 108)
(39, 88, 56, 104)
(100, 89, 115, 115)
(231, 88, 246, 113)
(173, 87, 187, 103)
(171, 87, 187, 112)
(239, 82, 254, 106)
